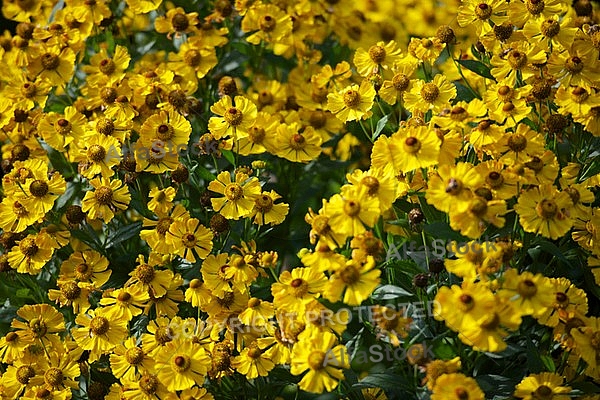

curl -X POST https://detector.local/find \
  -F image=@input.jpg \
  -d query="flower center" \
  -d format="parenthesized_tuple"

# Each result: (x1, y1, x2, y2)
(55, 118, 72, 135)
(19, 237, 39, 257)
(135, 264, 156, 283)
(571, 86, 589, 103)
(494, 22, 514, 41)
(392, 73, 410, 92)
(445, 178, 463, 195)
(247, 346, 262, 359)
(459, 293, 474, 311)
(184, 49, 201, 67)
(290, 133, 306, 150)
(507, 134, 527, 152)
(470, 197, 488, 216)
(225, 183, 244, 201)
(255, 194, 274, 212)
(564, 187, 580, 204)
(44, 367, 63, 388)
(29, 180, 49, 197)
(344, 199, 361, 217)
(343, 89, 361, 108)
(527, 0, 545, 15)
(125, 347, 145, 365)
(13, 201, 29, 217)
(216, 291, 235, 308)
(224, 107, 243, 126)
(502, 102, 515, 113)
(171, 12, 189, 32)
(90, 316, 110, 335)
(260, 15, 276, 32)
(117, 291, 131, 302)
(156, 327, 173, 344)
(41, 53, 60, 70)
(517, 279, 537, 298)
(156, 217, 173, 235)
(404, 136, 421, 153)
(258, 91, 273, 106)
(368, 45, 386, 64)
(157, 124, 174, 141)
(454, 388, 469, 400)
(99, 58, 116, 75)
(21, 82, 37, 98)
(309, 110, 327, 129)
(475, 2, 493, 19)
(87, 144, 107, 162)
(16, 365, 35, 384)
(541, 19, 560, 37)
(508, 50, 528, 70)
(307, 350, 326, 370)
(533, 385, 553, 400)
(536, 199, 558, 218)
(486, 171, 504, 188)
(566, 56, 584, 74)
(339, 264, 361, 284)
(139, 374, 159, 395)
(420, 83, 439, 103)
(361, 176, 380, 196)
(525, 156, 544, 172)
(75, 263, 93, 281)
(290, 278, 309, 297)
(94, 186, 114, 205)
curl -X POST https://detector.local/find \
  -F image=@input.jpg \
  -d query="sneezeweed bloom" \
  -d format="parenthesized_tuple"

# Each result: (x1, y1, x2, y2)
(82, 44, 131, 86)
(155, 339, 210, 391)
(537, 277, 589, 328)
(232, 341, 275, 379)
(404, 74, 456, 114)
(547, 46, 600, 90)
(571, 317, 600, 376)
(121, 372, 173, 399)
(154, 7, 199, 37)
(508, 0, 567, 28)
(166, 217, 214, 263)
(498, 269, 555, 318)
(324, 185, 380, 240)
(431, 373, 485, 400)
(326, 80, 376, 122)
(75, 133, 122, 179)
(426, 162, 484, 214)
(140, 205, 190, 255)
(37, 106, 86, 151)
(290, 329, 349, 393)
(59, 249, 111, 289)
(209, 171, 261, 220)
(48, 280, 92, 313)
(325, 256, 381, 306)
(241, 2, 292, 55)
(353, 40, 403, 77)
(522, 16, 578, 52)
(271, 267, 328, 311)
(378, 62, 416, 105)
(138, 109, 192, 149)
(109, 337, 154, 382)
(81, 177, 131, 223)
(389, 125, 441, 173)
(7, 232, 55, 275)
(513, 372, 572, 399)
(11, 304, 64, 351)
(99, 285, 150, 321)
(72, 308, 128, 362)
(449, 196, 507, 239)
(208, 95, 258, 140)
(490, 41, 547, 86)
(147, 186, 176, 215)
(457, 0, 509, 36)
(167, 36, 218, 82)
(249, 190, 289, 226)
(514, 184, 574, 240)
(27, 44, 75, 85)
(274, 124, 322, 163)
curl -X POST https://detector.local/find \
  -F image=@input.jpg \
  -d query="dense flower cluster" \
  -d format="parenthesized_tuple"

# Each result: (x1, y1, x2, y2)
(0, 0, 599, 398)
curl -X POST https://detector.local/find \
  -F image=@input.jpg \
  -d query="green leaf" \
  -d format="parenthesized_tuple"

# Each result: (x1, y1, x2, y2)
(373, 114, 390, 141)
(529, 238, 574, 269)
(16, 288, 30, 298)
(371, 284, 414, 300)
(352, 373, 411, 392)
(455, 59, 495, 80)
(221, 149, 236, 167)
(105, 221, 142, 249)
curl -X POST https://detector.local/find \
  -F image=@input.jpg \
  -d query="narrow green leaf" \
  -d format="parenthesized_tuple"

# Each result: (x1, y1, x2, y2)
(373, 114, 390, 141)
(455, 59, 495, 80)
(106, 221, 142, 249)
(371, 284, 414, 300)
(221, 150, 236, 167)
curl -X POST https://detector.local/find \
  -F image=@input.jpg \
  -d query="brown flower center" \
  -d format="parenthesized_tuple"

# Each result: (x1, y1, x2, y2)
(139, 374, 159, 395)
(475, 2, 493, 19)
(307, 350, 326, 370)
(224, 107, 243, 126)
(508, 50, 528, 70)
(125, 347, 145, 365)
(184, 49, 201, 67)
(29, 179, 49, 197)
(94, 186, 113, 205)
(507, 134, 527, 152)
(344, 199, 361, 217)
(255, 194, 274, 212)
(16, 365, 35, 384)
(224, 183, 244, 201)
(527, 0, 545, 15)
(260, 15, 277, 32)
(19, 237, 39, 257)
(157, 124, 174, 141)
(445, 178, 463, 195)
(420, 83, 440, 103)
(343, 89, 361, 108)
(566, 56, 584, 74)
(44, 367, 63, 388)
(90, 316, 110, 335)
(171, 13, 189, 32)
(339, 264, 361, 285)
(536, 199, 558, 218)
(87, 144, 107, 162)
(135, 264, 155, 283)
(533, 385, 553, 400)
(41, 53, 60, 70)
(368, 45, 386, 64)
(517, 279, 538, 298)
(541, 19, 560, 37)
(392, 73, 410, 92)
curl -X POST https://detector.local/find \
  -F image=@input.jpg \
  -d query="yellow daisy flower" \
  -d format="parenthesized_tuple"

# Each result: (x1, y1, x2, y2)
(208, 171, 261, 220)
(326, 79, 376, 122)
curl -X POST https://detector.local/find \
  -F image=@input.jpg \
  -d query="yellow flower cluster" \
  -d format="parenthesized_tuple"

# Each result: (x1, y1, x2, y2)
(0, 0, 599, 399)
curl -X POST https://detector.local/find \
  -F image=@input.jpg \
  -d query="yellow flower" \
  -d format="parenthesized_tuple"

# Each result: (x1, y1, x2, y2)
(37, 106, 86, 152)
(7, 232, 55, 275)
(508, 0, 567, 28)
(232, 341, 275, 379)
(449, 196, 507, 239)
(126, 256, 175, 298)
(11, 304, 64, 352)
(82, 44, 131, 86)
(426, 162, 483, 214)
(81, 177, 131, 223)
(72, 308, 128, 362)
(390, 125, 441, 173)
(514, 184, 574, 240)
(166, 217, 214, 263)
(250, 190, 289, 226)
(290, 330, 349, 393)
(241, 2, 293, 54)
(490, 41, 547, 87)
(27, 44, 75, 85)
(58, 249, 111, 290)
(75, 133, 122, 179)
(325, 256, 381, 306)
(209, 95, 258, 140)
(155, 339, 210, 391)
(147, 186, 176, 215)
(209, 171, 261, 220)
(274, 124, 322, 163)
(109, 337, 154, 381)
(323, 185, 381, 241)
(404, 74, 456, 114)
(498, 269, 556, 318)
(99, 285, 150, 321)
(139, 109, 192, 149)
(154, 7, 199, 37)
(433, 281, 496, 333)
(167, 36, 218, 82)
(271, 267, 328, 311)
(326, 80, 376, 122)
(537, 277, 588, 327)
(431, 373, 485, 400)
(353, 40, 403, 77)
(514, 372, 572, 399)
(457, 0, 509, 36)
